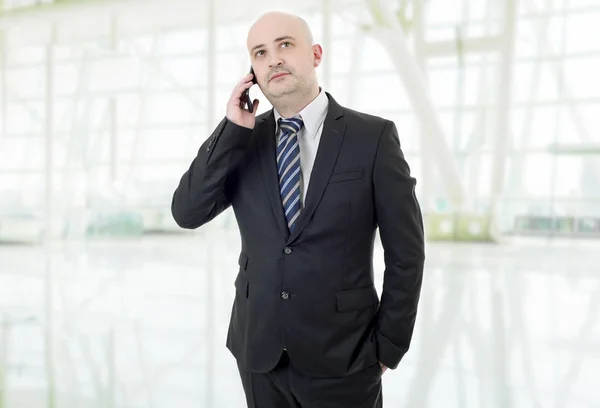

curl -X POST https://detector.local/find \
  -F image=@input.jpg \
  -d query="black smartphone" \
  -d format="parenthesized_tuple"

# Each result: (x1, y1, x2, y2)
(242, 66, 258, 113)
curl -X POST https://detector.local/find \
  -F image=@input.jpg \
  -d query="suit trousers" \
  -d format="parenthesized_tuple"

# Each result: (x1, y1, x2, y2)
(237, 351, 383, 408)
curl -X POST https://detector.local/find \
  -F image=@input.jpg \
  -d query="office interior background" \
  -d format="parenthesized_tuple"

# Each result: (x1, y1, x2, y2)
(0, 0, 599, 407)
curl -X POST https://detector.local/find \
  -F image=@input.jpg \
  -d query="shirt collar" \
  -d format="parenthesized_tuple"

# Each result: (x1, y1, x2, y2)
(274, 89, 329, 140)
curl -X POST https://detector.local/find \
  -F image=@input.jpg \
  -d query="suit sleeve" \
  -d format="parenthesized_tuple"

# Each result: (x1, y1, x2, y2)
(171, 117, 253, 229)
(373, 120, 425, 370)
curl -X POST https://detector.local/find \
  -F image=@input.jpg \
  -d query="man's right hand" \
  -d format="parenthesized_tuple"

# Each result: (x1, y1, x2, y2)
(226, 73, 260, 129)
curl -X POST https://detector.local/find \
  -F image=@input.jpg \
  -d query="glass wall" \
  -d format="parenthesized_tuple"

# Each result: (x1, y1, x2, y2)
(1, 0, 599, 239)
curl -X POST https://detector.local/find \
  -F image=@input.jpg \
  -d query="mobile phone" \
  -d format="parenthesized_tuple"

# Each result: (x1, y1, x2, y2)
(242, 66, 258, 113)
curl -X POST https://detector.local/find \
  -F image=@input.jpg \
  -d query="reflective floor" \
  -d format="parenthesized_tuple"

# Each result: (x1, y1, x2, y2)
(0, 223, 599, 408)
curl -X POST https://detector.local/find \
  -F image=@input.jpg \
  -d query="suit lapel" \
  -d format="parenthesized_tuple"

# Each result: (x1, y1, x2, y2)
(287, 93, 346, 244)
(256, 112, 289, 238)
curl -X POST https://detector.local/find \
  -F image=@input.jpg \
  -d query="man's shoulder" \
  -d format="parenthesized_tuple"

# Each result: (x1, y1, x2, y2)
(327, 96, 387, 126)
(342, 106, 390, 124)
(337, 105, 393, 135)
(326, 91, 391, 127)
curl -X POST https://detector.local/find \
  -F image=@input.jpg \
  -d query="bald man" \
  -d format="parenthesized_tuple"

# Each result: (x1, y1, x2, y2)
(172, 11, 425, 408)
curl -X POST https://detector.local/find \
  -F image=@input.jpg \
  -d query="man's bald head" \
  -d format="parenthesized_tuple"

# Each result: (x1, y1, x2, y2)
(247, 11, 314, 50)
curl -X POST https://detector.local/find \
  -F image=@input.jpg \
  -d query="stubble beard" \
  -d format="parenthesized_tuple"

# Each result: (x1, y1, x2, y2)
(267, 75, 315, 113)
(267, 74, 301, 99)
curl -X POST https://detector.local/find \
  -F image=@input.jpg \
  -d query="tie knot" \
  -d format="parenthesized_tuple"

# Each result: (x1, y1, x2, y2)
(278, 116, 304, 135)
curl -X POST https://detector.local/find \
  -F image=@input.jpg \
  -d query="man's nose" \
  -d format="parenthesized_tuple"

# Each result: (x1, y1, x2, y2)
(269, 55, 283, 68)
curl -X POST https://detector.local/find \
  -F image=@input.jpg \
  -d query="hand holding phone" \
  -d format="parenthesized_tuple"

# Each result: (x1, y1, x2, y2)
(226, 67, 259, 129)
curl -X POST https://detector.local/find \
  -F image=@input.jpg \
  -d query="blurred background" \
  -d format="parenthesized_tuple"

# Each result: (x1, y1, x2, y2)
(0, 0, 599, 407)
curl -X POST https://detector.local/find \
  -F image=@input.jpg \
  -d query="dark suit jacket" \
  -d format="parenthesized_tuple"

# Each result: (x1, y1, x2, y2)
(171, 92, 425, 378)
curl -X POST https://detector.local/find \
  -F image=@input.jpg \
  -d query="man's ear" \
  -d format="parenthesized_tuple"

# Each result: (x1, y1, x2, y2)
(312, 44, 323, 68)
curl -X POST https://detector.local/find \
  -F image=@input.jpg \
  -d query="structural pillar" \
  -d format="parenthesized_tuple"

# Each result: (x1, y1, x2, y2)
(489, 0, 517, 232)
(365, 0, 467, 209)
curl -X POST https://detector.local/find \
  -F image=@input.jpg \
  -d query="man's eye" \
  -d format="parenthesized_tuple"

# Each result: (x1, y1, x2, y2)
(281, 42, 291, 48)
(256, 50, 265, 56)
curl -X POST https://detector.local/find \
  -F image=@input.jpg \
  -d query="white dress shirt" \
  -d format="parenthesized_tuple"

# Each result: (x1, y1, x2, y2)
(274, 90, 329, 207)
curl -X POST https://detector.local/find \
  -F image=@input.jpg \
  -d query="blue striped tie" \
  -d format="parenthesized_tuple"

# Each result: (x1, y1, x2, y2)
(277, 116, 304, 232)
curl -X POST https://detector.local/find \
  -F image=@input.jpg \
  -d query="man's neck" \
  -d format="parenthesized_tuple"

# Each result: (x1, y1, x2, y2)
(275, 86, 320, 118)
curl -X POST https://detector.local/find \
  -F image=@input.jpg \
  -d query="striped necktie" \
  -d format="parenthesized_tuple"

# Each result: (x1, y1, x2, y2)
(277, 116, 304, 232)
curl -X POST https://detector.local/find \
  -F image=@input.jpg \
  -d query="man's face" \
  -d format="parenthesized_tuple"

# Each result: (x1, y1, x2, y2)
(247, 16, 321, 100)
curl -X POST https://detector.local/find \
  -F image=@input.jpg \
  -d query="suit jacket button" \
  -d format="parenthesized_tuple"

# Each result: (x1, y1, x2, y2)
(280, 291, 290, 300)
(283, 247, 292, 255)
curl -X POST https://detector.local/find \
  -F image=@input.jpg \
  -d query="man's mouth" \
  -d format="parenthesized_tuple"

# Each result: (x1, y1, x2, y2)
(270, 72, 289, 81)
